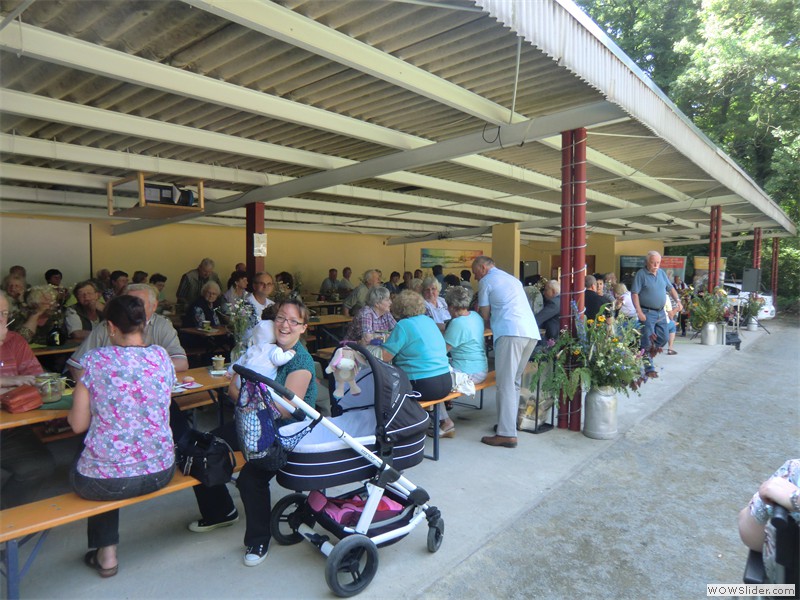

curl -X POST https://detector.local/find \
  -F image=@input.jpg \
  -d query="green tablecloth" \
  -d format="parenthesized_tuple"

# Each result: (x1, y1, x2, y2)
(38, 390, 73, 410)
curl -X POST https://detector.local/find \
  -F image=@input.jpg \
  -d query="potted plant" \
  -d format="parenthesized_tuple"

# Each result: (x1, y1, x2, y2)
(741, 295, 764, 331)
(529, 305, 647, 439)
(689, 287, 727, 345)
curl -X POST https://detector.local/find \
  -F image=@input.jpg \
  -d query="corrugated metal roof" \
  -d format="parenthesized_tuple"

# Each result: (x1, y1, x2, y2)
(0, 0, 793, 244)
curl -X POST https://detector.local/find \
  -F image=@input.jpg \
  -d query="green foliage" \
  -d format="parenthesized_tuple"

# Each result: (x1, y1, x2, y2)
(689, 287, 728, 328)
(529, 311, 646, 400)
(575, 0, 701, 95)
(581, 0, 799, 274)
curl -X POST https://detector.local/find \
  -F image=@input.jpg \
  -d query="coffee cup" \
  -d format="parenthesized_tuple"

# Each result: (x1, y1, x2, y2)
(212, 355, 225, 370)
(202, 320, 212, 330)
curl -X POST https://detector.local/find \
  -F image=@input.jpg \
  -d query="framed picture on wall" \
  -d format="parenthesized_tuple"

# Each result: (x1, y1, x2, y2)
(420, 249, 483, 270)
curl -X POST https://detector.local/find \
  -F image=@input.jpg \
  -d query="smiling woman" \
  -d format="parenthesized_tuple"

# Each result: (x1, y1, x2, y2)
(189, 297, 318, 567)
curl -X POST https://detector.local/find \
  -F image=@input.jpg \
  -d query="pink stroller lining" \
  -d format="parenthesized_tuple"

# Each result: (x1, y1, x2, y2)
(308, 490, 403, 527)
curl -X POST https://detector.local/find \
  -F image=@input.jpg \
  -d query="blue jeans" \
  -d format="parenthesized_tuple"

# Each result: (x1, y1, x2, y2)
(70, 464, 175, 547)
(638, 308, 668, 372)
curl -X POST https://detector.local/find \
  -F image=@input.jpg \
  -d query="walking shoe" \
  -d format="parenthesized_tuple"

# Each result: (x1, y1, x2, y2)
(244, 544, 269, 567)
(188, 511, 239, 533)
(481, 435, 518, 448)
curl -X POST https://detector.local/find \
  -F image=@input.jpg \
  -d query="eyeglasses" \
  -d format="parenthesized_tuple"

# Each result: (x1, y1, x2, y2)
(275, 315, 304, 328)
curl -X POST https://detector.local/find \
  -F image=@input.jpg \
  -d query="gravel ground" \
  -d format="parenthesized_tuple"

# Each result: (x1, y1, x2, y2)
(419, 316, 799, 600)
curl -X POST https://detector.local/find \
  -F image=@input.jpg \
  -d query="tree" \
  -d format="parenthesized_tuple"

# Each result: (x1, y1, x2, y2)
(576, 0, 701, 95)
(578, 0, 799, 302)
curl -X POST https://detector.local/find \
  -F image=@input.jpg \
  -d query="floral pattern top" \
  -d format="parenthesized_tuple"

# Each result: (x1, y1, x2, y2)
(748, 459, 800, 583)
(77, 345, 176, 479)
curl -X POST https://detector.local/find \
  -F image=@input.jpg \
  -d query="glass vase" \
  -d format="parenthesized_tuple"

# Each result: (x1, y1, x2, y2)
(230, 340, 247, 364)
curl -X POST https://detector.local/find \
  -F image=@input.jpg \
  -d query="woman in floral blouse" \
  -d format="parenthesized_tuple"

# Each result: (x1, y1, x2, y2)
(68, 295, 176, 578)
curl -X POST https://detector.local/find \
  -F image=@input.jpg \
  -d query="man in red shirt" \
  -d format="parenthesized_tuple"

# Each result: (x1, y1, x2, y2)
(0, 290, 55, 508)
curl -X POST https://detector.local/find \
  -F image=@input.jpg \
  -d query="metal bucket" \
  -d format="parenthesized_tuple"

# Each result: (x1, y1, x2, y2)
(583, 386, 618, 440)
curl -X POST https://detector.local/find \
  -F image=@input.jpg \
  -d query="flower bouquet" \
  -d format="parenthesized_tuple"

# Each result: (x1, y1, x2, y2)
(740, 294, 764, 324)
(529, 303, 646, 403)
(689, 287, 727, 329)
(220, 298, 258, 360)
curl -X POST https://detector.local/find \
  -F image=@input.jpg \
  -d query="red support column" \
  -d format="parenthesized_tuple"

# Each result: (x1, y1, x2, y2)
(557, 130, 573, 429)
(708, 206, 722, 290)
(568, 128, 587, 431)
(771, 237, 780, 299)
(753, 227, 762, 269)
(708, 206, 718, 290)
(559, 130, 574, 334)
(714, 206, 723, 287)
(245, 202, 265, 279)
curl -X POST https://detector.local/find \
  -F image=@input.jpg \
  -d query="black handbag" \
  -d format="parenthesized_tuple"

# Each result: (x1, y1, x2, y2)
(175, 430, 237, 487)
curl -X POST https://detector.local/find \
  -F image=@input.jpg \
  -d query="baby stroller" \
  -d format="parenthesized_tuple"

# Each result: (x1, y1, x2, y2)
(233, 343, 444, 597)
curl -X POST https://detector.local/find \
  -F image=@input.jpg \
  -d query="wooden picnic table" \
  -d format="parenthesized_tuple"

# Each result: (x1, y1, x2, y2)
(305, 314, 352, 349)
(0, 366, 230, 431)
(305, 300, 343, 314)
(31, 342, 80, 358)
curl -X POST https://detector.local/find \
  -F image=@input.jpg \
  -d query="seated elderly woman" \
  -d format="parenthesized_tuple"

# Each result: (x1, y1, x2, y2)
(382, 289, 451, 407)
(345, 286, 397, 346)
(182, 281, 224, 328)
(64, 280, 104, 341)
(422, 276, 451, 332)
(2, 274, 27, 321)
(11, 285, 64, 345)
(434, 285, 489, 438)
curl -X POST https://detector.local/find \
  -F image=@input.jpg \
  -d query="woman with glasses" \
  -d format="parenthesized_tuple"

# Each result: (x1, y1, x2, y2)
(186, 299, 316, 568)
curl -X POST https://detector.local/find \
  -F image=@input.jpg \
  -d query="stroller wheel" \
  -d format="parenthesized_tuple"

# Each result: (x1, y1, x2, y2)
(325, 535, 379, 597)
(427, 517, 445, 553)
(271, 493, 309, 545)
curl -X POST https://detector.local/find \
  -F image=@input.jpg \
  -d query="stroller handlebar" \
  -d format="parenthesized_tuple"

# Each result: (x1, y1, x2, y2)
(232, 364, 306, 421)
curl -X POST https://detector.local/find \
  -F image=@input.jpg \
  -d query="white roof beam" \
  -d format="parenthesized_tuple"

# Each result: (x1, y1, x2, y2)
(113, 101, 628, 234)
(476, 0, 795, 235)
(1, 22, 690, 222)
(187, 1, 712, 221)
(0, 141, 535, 222)
(0, 96, 558, 217)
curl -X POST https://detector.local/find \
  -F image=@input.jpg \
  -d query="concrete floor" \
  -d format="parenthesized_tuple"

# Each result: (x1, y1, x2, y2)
(5, 316, 798, 599)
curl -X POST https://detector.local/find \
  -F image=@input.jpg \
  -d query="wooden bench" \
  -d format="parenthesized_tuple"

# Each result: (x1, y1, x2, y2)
(0, 451, 244, 599)
(419, 371, 496, 461)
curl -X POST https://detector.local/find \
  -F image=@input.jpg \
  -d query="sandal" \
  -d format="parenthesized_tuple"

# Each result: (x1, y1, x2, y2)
(667, 349, 677, 355)
(84, 549, 118, 578)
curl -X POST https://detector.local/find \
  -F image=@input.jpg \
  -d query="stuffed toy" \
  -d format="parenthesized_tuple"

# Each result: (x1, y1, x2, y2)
(325, 347, 366, 399)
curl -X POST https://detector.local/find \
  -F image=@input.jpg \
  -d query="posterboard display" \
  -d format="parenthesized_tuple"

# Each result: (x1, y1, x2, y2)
(660, 256, 687, 285)
(0, 217, 92, 287)
(620, 255, 687, 289)
(692, 256, 727, 292)
(619, 255, 645, 288)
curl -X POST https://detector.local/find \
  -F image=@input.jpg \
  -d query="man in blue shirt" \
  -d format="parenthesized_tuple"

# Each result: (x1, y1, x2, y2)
(472, 256, 540, 448)
(631, 251, 683, 377)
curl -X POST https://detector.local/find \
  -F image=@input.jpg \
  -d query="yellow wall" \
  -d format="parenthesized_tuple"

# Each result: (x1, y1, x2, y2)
(3, 212, 664, 296)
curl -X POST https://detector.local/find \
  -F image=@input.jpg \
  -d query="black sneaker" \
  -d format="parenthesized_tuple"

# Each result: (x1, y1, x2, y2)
(244, 544, 269, 567)
(187, 511, 239, 533)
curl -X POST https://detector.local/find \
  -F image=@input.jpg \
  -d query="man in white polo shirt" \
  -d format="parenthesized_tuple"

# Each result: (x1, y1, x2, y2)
(472, 256, 540, 448)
